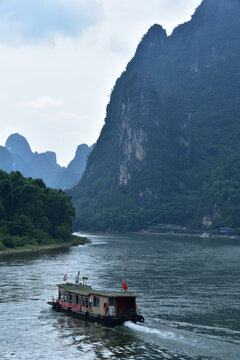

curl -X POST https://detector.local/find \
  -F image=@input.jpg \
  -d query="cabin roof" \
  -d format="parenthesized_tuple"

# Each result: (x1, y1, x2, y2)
(57, 283, 141, 298)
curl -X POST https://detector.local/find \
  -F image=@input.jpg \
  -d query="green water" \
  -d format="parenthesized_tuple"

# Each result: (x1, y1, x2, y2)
(0, 233, 240, 359)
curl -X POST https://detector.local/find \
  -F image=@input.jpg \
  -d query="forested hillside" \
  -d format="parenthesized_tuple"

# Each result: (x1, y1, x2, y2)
(198, 148, 240, 231)
(0, 170, 75, 251)
(70, 0, 240, 232)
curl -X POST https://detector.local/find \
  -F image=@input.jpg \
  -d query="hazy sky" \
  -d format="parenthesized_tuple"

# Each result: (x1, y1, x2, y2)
(0, 0, 201, 166)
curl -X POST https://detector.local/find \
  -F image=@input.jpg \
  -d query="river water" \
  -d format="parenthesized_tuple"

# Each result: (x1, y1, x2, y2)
(0, 233, 240, 360)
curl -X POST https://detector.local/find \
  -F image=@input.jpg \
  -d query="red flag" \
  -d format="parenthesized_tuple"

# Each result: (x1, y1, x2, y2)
(63, 273, 67, 281)
(122, 279, 128, 291)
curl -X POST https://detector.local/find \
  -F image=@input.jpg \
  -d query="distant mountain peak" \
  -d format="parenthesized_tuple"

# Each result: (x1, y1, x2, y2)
(146, 24, 167, 38)
(38, 151, 57, 164)
(67, 143, 94, 176)
(133, 24, 167, 63)
(0, 133, 94, 190)
(138, 24, 167, 48)
(6, 133, 32, 158)
(76, 143, 90, 155)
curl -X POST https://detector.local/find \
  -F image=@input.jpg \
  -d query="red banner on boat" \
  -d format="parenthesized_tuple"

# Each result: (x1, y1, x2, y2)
(63, 273, 67, 281)
(122, 279, 128, 291)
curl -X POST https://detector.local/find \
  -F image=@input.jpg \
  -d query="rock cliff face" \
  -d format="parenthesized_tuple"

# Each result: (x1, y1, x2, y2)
(0, 133, 93, 189)
(70, 0, 240, 231)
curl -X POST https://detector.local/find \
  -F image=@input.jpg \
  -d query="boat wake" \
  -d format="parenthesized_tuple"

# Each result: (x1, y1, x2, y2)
(124, 321, 240, 360)
(167, 320, 240, 338)
(124, 321, 183, 340)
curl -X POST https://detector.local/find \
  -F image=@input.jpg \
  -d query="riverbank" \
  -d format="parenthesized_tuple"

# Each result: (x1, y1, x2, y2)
(0, 235, 90, 256)
(134, 230, 240, 240)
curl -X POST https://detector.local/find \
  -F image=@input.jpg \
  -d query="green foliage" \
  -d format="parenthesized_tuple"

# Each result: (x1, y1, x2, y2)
(2, 236, 15, 248)
(69, 2, 240, 233)
(0, 170, 75, 250)
(197, 148, 240, 231)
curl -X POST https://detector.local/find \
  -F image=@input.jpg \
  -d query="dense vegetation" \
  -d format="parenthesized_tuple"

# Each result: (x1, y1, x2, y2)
(197, 148, 240, 232)
(0, 170, 75, 251)
(70, 0, 240, 233)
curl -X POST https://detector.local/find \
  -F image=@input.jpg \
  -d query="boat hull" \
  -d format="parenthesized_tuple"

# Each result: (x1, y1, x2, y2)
(50, 301, 144, 326)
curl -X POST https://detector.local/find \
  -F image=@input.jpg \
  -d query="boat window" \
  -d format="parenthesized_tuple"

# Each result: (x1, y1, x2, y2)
(82, 297, 87, 307)
(109, 297, 114, 306)
(72, 295, 76, 304)
(93, 296, 100, 307)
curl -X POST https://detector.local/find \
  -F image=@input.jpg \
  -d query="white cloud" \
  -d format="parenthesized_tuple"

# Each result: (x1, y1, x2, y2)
(22, 96, 64, 109)
(0, 0, 202, 166)
(48, 111, 86, 123)
(0, 0, 102, 44)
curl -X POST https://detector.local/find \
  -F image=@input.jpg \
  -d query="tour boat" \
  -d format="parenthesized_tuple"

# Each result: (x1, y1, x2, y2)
(48, 276, 144, 326)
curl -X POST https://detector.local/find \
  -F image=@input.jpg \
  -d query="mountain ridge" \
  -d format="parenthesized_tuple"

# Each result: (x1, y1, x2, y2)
(0, 133, 94, 189)
(70, 0, 240, 232)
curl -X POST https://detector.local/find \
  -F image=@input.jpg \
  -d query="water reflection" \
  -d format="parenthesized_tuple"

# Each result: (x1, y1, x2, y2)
(0, 246, 71, 265)
(51, 314, 140, 359)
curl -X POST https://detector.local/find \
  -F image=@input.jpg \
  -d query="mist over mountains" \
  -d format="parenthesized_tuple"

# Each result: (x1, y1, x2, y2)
(70, 0, 240, 232)
(0, 133, 93, 189)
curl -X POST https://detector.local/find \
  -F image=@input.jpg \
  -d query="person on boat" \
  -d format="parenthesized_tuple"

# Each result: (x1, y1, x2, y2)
(75, 271, 80, 285)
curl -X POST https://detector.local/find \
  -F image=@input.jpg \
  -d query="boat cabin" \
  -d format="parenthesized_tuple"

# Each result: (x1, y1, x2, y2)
(48, 275, 144, 325)
(57, 282, 140, 319)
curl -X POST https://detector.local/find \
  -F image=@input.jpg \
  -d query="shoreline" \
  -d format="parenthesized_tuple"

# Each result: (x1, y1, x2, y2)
(0, 236, 90, 256)
(131, 230, 240, 240)
(87, 230, 239, 240)
(80, 230, 236, 239)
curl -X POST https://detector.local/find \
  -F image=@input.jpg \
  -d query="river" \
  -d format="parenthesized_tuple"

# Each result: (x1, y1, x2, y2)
(0, 233, 240, 360)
